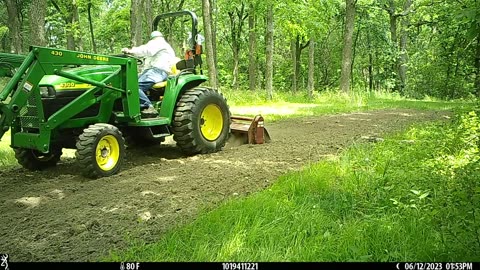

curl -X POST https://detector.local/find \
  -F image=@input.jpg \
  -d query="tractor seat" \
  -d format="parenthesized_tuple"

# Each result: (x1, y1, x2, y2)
(152, 81, 167, 89)
(151, 59, 182, 90)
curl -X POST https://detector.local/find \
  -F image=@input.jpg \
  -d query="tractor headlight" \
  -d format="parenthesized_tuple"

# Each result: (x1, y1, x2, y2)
(39, 86, 48, 97)
(39, 86, 55, 98)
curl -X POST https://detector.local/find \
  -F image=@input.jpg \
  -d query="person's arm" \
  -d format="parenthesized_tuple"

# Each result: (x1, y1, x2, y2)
(125, 44, 150, 57)
(124, 40, 162, 58)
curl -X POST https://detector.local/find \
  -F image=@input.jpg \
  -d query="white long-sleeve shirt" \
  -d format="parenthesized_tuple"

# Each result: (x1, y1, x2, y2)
(129, 37, 177, 73)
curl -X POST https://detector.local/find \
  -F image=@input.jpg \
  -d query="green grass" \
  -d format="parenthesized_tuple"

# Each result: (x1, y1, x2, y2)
(0, 130, 15, 167)
(107, 111, 480, 262)
(0, 79, 15, 166)
(225, 89, 476, 122)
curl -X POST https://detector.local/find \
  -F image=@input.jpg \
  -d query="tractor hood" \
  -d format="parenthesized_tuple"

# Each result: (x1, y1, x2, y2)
(39, 65, 120, 91)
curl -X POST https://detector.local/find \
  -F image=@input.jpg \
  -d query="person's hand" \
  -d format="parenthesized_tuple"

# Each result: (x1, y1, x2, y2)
(121, 48, 131, 54)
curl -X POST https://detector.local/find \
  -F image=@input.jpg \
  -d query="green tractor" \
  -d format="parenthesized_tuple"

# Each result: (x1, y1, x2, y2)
(0, 10, 231, 178)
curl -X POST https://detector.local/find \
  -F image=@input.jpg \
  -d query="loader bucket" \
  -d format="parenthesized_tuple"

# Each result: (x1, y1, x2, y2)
(229, 115, 271, 146)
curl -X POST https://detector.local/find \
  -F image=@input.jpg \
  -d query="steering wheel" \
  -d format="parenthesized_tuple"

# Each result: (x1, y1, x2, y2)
(111, 53, 144, 66)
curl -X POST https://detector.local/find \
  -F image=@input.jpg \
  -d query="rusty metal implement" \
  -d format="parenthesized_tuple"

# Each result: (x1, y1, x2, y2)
(229, 115, 271, 145)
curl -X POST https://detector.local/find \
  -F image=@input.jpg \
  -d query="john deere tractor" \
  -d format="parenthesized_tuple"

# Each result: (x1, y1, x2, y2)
(0, 10, 231, 178)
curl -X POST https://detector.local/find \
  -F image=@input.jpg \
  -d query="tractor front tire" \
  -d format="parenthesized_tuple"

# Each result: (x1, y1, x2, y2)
(76, 123, 125, 179)
(173, 87, 231, 155)
(14, 147, 62, 171)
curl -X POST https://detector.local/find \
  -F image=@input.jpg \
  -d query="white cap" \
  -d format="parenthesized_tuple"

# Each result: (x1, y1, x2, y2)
(150, 31, 163, 39)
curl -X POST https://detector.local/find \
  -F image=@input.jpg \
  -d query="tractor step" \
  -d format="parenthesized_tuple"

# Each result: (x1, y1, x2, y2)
(127, 117, 170, 127)
(152, 133, 170, 139)
(150, 124, 171, 139)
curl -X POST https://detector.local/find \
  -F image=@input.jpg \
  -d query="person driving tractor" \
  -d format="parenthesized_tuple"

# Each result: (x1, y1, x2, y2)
(122, 31, 178, 118)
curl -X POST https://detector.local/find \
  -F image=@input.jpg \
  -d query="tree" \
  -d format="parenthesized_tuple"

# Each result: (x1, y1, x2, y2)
(144, 0, 153, 33)
(202, 0, 219, 89)
(3, 0, 23, 53)
(339, 0, 356, 93)
(0, 0, 476, 100)
(130, 0, 143, 47)
(210, 0, 218, 70)
(275, 0, 333, 93)
(248, 1, 257, 91)
(51, 0, 83, 50)
(291, 36, 310, 93)
(307, 39, 315, 98)
(265, 3, 274, 100)
(379, 0, 414, 93)
(398, 0, 412, 93)
(476, 35, 480, 96)
(29, 0, 48, 47)
(227, 1, 248, 90)
(87, 0, 97, 52)
(276, 1, 311, 93)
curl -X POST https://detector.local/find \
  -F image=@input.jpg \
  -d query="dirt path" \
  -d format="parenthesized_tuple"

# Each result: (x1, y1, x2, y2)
(0, 108, 451, 262)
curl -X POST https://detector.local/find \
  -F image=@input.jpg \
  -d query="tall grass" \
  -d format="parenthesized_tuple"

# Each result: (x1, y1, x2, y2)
(107, 111, 480, 262)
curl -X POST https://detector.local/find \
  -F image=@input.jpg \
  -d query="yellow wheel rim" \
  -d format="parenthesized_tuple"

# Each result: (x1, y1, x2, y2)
(200, 104, 223, 141)
(95, 135, 120, 171)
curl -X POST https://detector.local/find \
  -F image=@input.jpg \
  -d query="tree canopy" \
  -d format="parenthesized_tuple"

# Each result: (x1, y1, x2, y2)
(1, 0, 479, 99)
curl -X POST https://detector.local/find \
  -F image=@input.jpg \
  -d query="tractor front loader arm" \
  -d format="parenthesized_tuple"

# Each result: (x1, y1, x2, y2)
(0, 51, 36, 140)
(0, 46, 140, 153)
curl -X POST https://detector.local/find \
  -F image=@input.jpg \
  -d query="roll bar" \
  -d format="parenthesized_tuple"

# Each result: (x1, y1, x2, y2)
(152, 10, 199, 53)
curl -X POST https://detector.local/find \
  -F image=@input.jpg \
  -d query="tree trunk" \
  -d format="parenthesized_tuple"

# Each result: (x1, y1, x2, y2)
(232, 48, 240, 90)
(211, 0, 220, 87)
(87, 1, 97, 53)
(398, 0, 412, 94)
(73, 0, 82, 51)
(295, 37, 309, 90)
(50, 0, 79, 50)
(29, 0, 47, 47)
(475, 34, 480, 97)
(368, 52, 373, 91)
(351, 21, 361, 88)
(248, 3, 257, 91)
(367, 29, 373, 91)
(130, 0, 144, 47)
(307, 39, 315, 99)
(339, 0, 356, 94)
(144, 0, 153, 32)
(265, 4, 274, 100)
(389, 0, 397, 45)
(210, 0, 218, 68)
(387, 0, 398, 90)
(66, 29, 75, 50)
(4, 0, 23, 53)
(291, 39, 297, 93)
(291, 36, 309, 92)
(65, 0, 81, 50)
(398, 28, 408, 94)
(228, 4, 247, 90)
(202, 0, 218, 88)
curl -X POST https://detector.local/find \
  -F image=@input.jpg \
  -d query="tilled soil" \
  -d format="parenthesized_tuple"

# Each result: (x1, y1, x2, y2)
(0, 109, 452, 262)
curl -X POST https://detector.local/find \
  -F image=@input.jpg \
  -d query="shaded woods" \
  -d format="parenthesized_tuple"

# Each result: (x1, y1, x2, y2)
(1, 0, 479, 99)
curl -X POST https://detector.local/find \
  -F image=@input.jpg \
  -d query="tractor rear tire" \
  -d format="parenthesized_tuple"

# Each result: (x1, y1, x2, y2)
(172, 87, 231, 155)
(14, 147, 62, 171)
(76, 123, 125, 179)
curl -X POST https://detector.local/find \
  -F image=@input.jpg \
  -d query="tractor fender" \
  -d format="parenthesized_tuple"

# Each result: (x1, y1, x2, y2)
(159, 74, 207, 120)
